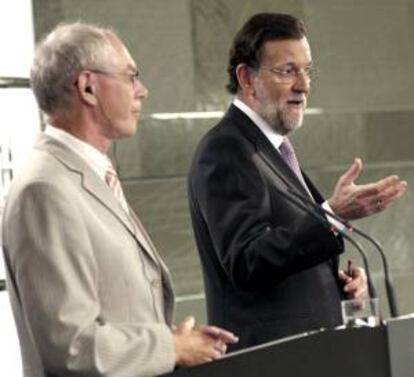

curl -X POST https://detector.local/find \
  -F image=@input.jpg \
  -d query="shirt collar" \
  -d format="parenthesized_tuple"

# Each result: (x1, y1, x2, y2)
(233, 97, 284, 149)
(44, 125, 110, 181)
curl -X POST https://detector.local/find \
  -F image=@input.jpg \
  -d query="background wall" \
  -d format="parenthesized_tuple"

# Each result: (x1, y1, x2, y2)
(32, 0, 414, 321)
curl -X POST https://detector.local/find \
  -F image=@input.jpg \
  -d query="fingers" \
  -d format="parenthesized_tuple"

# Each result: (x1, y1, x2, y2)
(176, 316, 195, 333)
(173, 319, 237, 367)
(173, 328, 223, 367)
(331, 169, 407, 219)
(360, 176, 406, 199)
(211, 339, 227, 357)
(343, 279, 361, 297)
(354, 286, 368, 299)
(338, 269, 352, 284)
(356, 176, 407, 214)
(198, 325, 239, 344)
(377, 176, 407, 203)
(204, 339, 227, 360)
(342, 267, 368, 299)
(346, 282, 368, 299)
(204, 343, 223, 361)
(338, 158, 363, 186)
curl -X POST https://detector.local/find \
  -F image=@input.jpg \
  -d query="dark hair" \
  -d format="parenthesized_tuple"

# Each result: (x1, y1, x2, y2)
(226, 13, 306, 94)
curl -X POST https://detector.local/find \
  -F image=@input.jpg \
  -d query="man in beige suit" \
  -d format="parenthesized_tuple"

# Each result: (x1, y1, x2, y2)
(1, 22, 237, 377)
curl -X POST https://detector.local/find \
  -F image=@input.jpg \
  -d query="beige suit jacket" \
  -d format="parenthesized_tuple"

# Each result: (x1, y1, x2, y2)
(2, 134, 176, 377)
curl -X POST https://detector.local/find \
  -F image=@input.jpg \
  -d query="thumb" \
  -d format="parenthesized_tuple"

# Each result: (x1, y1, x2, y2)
(177, 316, 195, 332)
(339, 158, 363, 185)
(338, 270, 351, 283)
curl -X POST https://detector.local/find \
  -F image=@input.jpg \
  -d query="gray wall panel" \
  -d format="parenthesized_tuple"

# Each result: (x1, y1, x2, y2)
(32, 0, 414, 322)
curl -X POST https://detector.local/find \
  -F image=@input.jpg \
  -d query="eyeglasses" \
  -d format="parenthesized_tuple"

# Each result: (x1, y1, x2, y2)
(259, 65, 317, 83)
(89, 69, 141, 86)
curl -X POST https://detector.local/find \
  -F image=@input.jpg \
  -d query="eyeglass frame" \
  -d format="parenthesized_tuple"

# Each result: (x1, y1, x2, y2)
(88, 69, 141, 86)
(253, 64, 318, 84)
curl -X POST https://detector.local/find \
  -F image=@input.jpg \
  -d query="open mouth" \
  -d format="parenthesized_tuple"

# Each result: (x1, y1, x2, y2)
(287, 101, 303, 109)
(286, 98, 306, 111)
(287, 98, 304, 106)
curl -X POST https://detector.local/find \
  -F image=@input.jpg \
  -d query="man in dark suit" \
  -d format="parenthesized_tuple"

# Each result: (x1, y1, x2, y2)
(187, 13, 407, 351)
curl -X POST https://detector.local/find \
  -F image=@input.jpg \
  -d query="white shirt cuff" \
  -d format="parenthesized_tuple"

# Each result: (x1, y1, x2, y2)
(321, 201, 346, 233)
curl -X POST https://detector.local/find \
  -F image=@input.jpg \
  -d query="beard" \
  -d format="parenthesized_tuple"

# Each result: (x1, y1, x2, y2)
(260, 103, 304, 135)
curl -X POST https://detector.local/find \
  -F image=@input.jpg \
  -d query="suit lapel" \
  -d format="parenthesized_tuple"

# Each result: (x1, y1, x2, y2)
(303, 171, 324, 204)
(224, 107, 340, 278)
(129, 209, 175, 276)
(35, 134, 160, 266)
(225, 105, 314, 199)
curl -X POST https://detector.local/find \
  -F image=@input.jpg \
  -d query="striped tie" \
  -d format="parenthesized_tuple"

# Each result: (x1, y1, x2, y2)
(279, 137, 313, 199)
(105, 164, 129, 212)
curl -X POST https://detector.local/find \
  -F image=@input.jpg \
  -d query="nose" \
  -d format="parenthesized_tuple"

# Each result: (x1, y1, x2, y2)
(134, 79, 148, 99)
(292, 73, 310, 95)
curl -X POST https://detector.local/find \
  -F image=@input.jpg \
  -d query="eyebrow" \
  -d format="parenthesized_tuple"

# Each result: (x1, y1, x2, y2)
(276, 61, 314, 68)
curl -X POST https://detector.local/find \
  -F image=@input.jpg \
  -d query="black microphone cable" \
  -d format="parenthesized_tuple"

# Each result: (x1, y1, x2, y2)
(262, 181, 377, 300)
(256, 150, 398, 317)
(287, 187, 398, 318)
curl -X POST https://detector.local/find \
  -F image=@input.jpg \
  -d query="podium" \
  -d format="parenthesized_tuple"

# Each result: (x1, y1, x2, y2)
(161, 316, 413, 377)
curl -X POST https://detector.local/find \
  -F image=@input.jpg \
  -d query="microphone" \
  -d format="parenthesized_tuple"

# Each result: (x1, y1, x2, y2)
(261, 179, 377, 300)
(256, 150, 398, 317)
(287, 187, 399, 318)
(254, 152, 377, 298)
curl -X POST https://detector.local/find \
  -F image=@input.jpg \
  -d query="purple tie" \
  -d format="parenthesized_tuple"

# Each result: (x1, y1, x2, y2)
(279, 137, 313, 197)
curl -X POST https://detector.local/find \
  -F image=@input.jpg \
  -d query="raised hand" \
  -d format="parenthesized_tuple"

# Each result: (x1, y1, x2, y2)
(328, 158, 407, 220)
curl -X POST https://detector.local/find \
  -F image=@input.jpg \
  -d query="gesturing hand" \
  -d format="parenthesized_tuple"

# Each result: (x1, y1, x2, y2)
(328, 158, 407, 220)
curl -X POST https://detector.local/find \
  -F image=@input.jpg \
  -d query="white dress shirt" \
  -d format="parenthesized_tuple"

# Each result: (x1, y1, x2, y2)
(43, 125, 111, 182)
(232, 98, 344, 231)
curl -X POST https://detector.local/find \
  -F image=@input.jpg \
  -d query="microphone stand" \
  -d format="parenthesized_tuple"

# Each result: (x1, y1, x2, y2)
(267, 183, 377, 300)
(287, 188, 399, 318)
(256, 150, 398, 317)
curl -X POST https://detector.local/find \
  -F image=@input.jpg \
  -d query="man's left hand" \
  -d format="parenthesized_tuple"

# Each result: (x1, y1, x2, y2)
(328, 158, 407, 220)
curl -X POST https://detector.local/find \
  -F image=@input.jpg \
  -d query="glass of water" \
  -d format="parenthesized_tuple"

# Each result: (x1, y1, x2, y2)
(341, 298, 380, 328)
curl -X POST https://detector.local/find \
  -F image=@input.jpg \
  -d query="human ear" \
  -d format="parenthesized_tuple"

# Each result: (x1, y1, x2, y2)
(235, 63, 255, 95)
(76, 72, 98, 106)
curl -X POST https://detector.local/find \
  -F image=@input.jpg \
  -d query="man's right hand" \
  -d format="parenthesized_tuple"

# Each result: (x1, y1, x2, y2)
(173, 316, 238, 367)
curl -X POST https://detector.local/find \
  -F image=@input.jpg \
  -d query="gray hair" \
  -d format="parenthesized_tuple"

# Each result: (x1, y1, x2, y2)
(31, 22, 119, 114)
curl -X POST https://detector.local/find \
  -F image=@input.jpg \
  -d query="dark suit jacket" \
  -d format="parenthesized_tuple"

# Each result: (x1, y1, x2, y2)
(188, 104, 345, 351)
